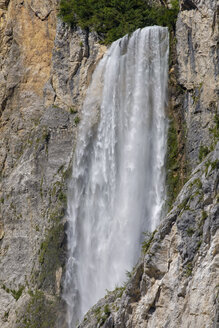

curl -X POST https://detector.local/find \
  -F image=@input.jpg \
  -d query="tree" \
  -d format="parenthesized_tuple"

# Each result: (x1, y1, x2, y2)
(59, 0, 179, 44)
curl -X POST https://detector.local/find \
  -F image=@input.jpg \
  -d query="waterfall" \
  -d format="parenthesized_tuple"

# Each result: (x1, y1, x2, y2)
(63, 26, 169, 327)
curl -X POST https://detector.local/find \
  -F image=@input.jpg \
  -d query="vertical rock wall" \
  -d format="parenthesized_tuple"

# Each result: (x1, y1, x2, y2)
(0, 1, 105, 327)
(177, 0, 218, 170)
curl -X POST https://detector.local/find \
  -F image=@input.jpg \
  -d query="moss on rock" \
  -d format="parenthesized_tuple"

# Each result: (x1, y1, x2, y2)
(166, 31, 188, 209)
(16, 290, 58, 328)
(38, 221, 66, 293)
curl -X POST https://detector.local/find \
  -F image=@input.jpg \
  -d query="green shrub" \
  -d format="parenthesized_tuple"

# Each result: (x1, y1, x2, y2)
(59, 0, 179, 44)
(2, 285, 25, 301)
(142, 230, 157, 254)
(113, 286, 125, 298)
(11, 286, 25, 301)
(58, 191, 67, 203)
(185, 262, 193, 277)
(74, 116, 81, 125)
(199, 144, 210, 162)
(103, 304, 111, 316)
(94, 304, 111, 325)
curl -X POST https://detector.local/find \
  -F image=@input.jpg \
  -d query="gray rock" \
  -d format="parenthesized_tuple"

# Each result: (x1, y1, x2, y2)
(176, 0, 218, 170)
(0, 1, 105, 326)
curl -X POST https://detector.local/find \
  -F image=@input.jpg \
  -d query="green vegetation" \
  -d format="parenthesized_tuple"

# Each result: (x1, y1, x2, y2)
(63, 167, 72, 180)
(196, 239, 202, 250)
(186, 227, 195, 237)
(59, 0, 179, 44)
(211, 160, 219, 170)
(74, 116, 81, 125)
(50, 180, 67, 207)
(203, 159, 218, 176)
(94, 306, 102, 320)
(204, 160, 211, 176)
(112, 286, 126, 298)
(190, 178, 202, 190)
(166, 118, 182, 208)
(11, 286, 25, 301)
(58, 190, 67, 204)
(103, 304, 111, 317)
(185, 262, 193, 277)
(94, 304, 111, 326)
(209, 114, 219, 146)
(57, 164, 72, 181)
(142, 230, 157, 254)
(197, 210, 207, 232)
(17, 290, 57, 328)
(38, 221, 65, 291)
(125, 264, 139, 280)
(178, 196, 190, 212)
(3, 310, 9, 321)
(126, 270, 133, 279)
(69, 106, 78, 114)
(36, 165, 68, 292)
(2, 285, 25, 301)
(199, 144, 210, 162)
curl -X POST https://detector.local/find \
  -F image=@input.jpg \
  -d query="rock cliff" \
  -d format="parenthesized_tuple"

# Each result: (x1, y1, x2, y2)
(0, 1, 105, 327)
(0, 0, 218, 327)
(177, 0, 218, 170)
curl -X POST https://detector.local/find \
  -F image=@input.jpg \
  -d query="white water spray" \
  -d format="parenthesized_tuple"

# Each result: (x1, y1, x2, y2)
(63, 26, 169, 327)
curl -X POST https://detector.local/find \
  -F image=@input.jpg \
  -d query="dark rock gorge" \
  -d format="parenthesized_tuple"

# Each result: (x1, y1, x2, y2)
(0, 0, 218, 327)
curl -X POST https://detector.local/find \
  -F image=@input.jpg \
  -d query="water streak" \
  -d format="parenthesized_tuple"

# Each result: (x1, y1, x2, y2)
(63, 26, 169, 327)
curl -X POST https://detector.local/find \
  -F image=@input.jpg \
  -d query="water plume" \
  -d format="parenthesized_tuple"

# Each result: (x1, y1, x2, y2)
(63, 26, 169, 327)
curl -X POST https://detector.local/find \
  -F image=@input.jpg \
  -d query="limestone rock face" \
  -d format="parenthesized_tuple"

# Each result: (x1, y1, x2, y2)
(45, 22, 106, 110)
(177, 0, 218, 169)
(27, 0, 57, 20)
(0, 1, 105, 327)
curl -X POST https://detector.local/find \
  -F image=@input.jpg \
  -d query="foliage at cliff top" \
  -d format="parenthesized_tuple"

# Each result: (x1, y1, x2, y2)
(59, 0, 179, 44)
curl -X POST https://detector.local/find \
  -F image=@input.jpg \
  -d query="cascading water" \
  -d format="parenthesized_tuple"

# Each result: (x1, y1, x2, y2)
(63, 26, 169, 327)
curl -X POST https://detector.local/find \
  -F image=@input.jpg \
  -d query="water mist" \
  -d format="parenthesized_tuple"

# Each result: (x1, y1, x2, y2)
(63, 26, 169, 327)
